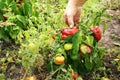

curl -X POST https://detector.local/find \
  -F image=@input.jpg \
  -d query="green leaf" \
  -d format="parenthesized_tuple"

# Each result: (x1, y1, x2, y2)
(94, 57, 102, 68)
(0, 73, 5, 80)
(98, 47, 106, 59)
(23, 2, 32, 16)
(16, 15, 27, 26)
(103, 22, 108, 33)
(0, 29, 9, 41)
(6, 0, 13, 4)
(113, 42, 120, 47)
(77, 76, 83, 80)
(0, 1, 7, 10)
(84, 36, 94, 47)
(64, 36, 73, 43)
(117, 54, 120, 59)
(70, 32, 83, 60)
(11, 1, 19, 14)
(61, 68, 67, 73)
(84, 55, 93, 71)
(0, 12, 3, 20)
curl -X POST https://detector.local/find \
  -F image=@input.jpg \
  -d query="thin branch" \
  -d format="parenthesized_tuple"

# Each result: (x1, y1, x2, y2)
(0, 21, 16, 27)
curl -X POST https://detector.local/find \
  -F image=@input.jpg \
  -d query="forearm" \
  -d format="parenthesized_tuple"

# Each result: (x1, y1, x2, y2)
(68, 0, 87, 7)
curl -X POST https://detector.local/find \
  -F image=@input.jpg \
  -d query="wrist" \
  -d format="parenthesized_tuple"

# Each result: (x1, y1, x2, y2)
(68, 0, 86, 7)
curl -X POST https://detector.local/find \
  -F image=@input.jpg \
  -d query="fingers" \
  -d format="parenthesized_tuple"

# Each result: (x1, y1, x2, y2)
(63, 13, 69, 25)
(74, 11, 80, 24)
(63, 12, 80, 28)
(74, 16, 80, 24)
(63, 14, 80, 28)
(67, 15, 74, 28)
(63, 7, 81, 28)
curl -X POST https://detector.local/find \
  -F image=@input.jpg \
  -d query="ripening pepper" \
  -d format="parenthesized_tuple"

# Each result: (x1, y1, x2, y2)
(55, 55, 65, 65)
(61, 27, 79, 40)
(71, 72, 79, 80)
(80, 44, 92, 54)
(91, 26, 101, 41)
(2, 15, 7, 21)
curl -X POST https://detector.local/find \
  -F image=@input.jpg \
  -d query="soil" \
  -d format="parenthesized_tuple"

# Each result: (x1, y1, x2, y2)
(100, 19, 120, 80)
(100, 19, 120, 49)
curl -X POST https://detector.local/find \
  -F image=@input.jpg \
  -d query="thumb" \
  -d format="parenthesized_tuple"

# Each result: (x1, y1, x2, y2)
(67, 16, 74, 28)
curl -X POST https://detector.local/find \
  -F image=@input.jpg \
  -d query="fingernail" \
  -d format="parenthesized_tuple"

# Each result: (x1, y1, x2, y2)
(70, 25, 73, 28)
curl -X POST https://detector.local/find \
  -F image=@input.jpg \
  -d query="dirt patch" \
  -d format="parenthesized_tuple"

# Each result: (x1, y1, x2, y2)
(100, 19, 120, 49)
(99, 16, 120, 79)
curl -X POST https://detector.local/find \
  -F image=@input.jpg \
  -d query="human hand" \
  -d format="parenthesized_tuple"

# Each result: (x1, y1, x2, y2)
(63, 4, 82, 28)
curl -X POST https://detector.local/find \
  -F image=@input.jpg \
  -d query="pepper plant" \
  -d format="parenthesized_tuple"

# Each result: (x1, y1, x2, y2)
(46, 0, 107, 79)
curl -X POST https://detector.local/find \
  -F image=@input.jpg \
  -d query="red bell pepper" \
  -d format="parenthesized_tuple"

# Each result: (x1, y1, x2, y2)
(91, 26, 101, 41)
(61, 27, 79, 40)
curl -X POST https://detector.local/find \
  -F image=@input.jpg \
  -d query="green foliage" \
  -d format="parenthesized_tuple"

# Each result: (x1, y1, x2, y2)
(1, 0, 119, 80)
(18, 26, 53, 73)
(0, 73, 5, 80)
(0, 0, 39, 42)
